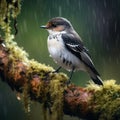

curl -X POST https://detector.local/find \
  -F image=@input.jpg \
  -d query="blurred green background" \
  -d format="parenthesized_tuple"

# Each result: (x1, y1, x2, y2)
(0, 0, 120, 120)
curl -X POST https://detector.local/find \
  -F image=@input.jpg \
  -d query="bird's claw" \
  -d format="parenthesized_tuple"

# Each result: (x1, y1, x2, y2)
(66, 79, 71, 86)
(53, 66, 62, 73)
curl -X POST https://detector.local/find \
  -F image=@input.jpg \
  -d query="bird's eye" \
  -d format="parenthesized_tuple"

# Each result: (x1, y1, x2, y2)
(52, 23, 57, 27)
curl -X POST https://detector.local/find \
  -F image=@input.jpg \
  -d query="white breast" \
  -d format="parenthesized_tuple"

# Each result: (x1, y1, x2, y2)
(47, 33, 64, 61)
(47, 32, 86, 72)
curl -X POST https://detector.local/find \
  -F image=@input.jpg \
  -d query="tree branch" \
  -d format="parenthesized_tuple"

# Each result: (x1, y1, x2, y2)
(0, 38, 120, 120)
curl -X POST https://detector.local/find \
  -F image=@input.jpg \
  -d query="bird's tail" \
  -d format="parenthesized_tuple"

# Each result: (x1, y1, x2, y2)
(87, 69, 103, 85)
(91, 75, 103, 85)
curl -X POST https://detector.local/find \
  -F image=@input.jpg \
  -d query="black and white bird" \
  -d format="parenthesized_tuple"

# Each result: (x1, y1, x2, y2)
(40, 17, 103, 85)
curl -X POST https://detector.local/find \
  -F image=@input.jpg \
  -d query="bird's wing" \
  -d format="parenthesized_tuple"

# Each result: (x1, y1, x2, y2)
(62, 33, 99, 75)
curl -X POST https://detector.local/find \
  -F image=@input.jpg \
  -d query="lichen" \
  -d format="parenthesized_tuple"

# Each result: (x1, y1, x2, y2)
(87, 80, 120, 120)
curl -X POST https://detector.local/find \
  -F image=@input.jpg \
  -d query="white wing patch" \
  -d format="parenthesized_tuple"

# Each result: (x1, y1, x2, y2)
(66, 43, 80, 52)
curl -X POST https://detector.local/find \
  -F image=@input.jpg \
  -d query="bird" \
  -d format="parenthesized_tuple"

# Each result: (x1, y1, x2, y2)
(40, 17, 103, 85)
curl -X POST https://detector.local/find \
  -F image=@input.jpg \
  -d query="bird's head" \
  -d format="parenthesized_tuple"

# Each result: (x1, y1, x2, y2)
(40, 17, 73, 33)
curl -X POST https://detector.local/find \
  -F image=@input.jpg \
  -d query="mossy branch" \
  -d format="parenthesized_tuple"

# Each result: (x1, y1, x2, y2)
(0, 0, 120, 120)
(0, 35, 120, 120)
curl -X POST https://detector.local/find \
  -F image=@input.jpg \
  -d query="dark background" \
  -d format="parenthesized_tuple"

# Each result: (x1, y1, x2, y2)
(0, 0, 120, 120)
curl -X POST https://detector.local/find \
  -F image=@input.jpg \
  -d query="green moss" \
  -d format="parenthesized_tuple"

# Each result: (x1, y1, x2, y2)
(0, 0, 21, 40)
(49, 73, 67, 120)
(28, 59, 54, 74)
(41, 73, 67, 120)
(23, 82, 31, 114)
(87, 80, 120, 120)
(11, 0, 21, 18)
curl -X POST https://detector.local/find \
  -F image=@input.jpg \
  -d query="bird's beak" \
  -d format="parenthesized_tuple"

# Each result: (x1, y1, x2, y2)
(40, 25, 48, 29)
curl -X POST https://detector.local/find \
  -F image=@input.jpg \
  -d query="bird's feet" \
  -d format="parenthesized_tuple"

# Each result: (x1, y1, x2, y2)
(52, 66, 62, 73)
(43, 66, 62, 81)
(65, 68, 74, 86)
(65, 79, 71, 86)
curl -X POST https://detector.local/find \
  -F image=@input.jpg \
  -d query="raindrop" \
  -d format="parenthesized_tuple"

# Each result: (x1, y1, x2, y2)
(78, 1, 81, 9)
(116, 58, 119, 64)
(104, 0, 107, 8)
(59, 6, 62, 16)
(34, 12, 38, 24)
(16, 92, 22, 101)
(114, 21, 117, 33)
(48, 8, 51, 18)
(92, 9, 96, 20)
(23, 20, 28, 33)
(103, 17, 105, 24)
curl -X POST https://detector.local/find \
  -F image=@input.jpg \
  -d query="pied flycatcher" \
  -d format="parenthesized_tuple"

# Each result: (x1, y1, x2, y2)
(40, 17, 103, 85)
